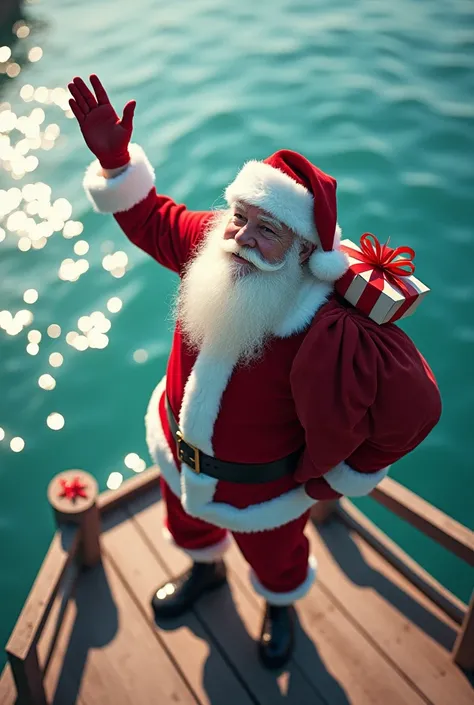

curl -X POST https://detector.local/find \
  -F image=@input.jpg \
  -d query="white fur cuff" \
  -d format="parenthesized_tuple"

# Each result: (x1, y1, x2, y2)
(83, 143, 155, 214)
(324, 462, 390, 497)
(250, 555, 317, 605)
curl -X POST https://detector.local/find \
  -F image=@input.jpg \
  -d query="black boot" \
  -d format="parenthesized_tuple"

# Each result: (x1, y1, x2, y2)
(258, 603, 295, 669)
(151, 560, 227, 619)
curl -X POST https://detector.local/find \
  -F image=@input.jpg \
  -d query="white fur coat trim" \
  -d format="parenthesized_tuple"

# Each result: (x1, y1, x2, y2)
(83, 143, 155, 214)
(162, 526, 232, 563)
(145, 376, 316, 533)
(324, 462, 390, 496)
(250, 555, 317, 605)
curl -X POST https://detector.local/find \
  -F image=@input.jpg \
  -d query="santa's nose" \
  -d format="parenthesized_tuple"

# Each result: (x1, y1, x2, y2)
(234, 224, 256, 247)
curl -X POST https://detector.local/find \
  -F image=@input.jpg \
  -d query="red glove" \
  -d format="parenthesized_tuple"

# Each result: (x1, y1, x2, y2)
(68, 74, 136, 169)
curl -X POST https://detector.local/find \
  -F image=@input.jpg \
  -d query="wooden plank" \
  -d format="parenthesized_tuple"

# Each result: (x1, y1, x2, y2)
(310, 516, 474, 705)
(227, 543, 430, 705)
(101, 502, 253, 705)
(37, 563, 86, 705)
(129, 492, 325, 705)
(37, 551, 198, 705)
(98, 466, 160, 514)
(371, 478, 474, 565)
(6, 527, 80, 662)
(0, 560, 86, 705)
(0, 665, 18, 705)
(338, 498, 467, 624)
(453, 591, 474, 670)
(8, 650, 47, 705)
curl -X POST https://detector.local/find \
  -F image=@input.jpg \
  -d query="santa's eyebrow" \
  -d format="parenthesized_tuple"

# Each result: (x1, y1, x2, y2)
(258, 214, 283, 232)
(233, 201, 283, 233)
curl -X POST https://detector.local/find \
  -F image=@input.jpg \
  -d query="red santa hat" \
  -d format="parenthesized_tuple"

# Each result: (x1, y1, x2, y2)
(225, 149, 349, 282)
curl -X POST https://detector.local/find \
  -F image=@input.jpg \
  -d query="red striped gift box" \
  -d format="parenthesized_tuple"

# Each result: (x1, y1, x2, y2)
(335, 233, 430, 325)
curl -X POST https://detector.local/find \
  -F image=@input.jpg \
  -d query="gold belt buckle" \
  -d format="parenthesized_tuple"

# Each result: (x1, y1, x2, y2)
(176, 430, 201, 475)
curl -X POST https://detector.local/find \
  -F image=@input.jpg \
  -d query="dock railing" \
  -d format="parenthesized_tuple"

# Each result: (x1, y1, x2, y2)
(3, 467, 474, 704)
(313, 475, 474, 670)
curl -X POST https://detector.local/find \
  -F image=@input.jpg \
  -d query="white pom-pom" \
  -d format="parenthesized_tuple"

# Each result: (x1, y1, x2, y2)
(308, 249, 349, 282)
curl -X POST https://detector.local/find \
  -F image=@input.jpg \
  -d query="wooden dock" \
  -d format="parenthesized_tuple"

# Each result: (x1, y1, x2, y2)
(1, 468, 473, 705)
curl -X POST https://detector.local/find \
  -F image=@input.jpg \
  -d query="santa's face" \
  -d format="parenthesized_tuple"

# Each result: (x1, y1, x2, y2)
(173, 205, 313, 365)
(223, 202, 297, 272)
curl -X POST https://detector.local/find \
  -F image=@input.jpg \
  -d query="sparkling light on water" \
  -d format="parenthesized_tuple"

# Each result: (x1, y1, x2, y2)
(28, 329, 41, 343)
(47, 412, 65, 430)
(133, 349, 148, 363)
(26, 343, 39, 355)
(74, 240, 89, 255)
(0, 47, 12, 62)
(16, 309, 33, 326)
(20, 85, 34, 102)
(88, 331, 108, 349)
(16, 25, 31, 40)
(58, 257, 89, 282)
(72, 335, 89, 351)
(10, 437, 25, 452)
(0, 19, 137, 506)
(134, 458, 147, 473)
(7, 64, 21, 79)
(102, 251, 129, 278)
(62, 221, 83, 238)
(0, 311, 13, 329)
(107, 472, 123, 490)
(38, 374, 56, 390)
(49, 352, 63, 367)
(34, 87, 49, 103)
(66, 331, 78, 345)
(107, 297, 123, 313)
(124, 453, 139, 469)
(28, 47, 43, 63)
(23, 288, 39, 304)
(124, 453, 147, 473)
(18, 237, 31, 251)
(78, 315, 92, 333)
(91, 312, 111, 332)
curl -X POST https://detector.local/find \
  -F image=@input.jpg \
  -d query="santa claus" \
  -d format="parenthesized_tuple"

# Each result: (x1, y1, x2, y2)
(69, 75, 442, 669)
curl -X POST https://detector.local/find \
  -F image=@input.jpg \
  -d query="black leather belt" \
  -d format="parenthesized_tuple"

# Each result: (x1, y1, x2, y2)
(166, 396, 302, 484)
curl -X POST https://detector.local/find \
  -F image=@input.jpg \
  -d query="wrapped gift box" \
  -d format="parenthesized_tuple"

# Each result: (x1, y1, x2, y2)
(335, 234, 430, 325)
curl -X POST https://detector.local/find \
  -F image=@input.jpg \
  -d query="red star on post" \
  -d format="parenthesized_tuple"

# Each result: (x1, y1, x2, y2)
(58, 475, 88, 501)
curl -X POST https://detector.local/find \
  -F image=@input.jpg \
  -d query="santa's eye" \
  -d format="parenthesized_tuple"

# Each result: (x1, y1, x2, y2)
(233, 212, 246, 221)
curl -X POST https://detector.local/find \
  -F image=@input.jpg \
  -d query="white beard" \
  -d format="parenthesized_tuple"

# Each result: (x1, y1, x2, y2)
(172, 210, 305, 365)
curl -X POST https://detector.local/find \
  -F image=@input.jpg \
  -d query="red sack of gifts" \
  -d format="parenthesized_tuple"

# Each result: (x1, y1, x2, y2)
(335, 233, 430, 325)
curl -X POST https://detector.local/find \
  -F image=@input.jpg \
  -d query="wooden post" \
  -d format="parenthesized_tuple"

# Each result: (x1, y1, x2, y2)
(8, 649, 47, 705)
(311, 500, 339, 525)
(452, 590, 474, 671)
(47, 470, 101, 568)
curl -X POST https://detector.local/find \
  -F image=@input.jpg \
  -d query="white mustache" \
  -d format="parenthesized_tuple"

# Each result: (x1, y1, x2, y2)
(220, 239, 286, 272)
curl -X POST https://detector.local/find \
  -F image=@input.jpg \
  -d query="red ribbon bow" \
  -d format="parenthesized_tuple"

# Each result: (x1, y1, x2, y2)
(337, 233, 419, 323)
(357, 233, 415, 278)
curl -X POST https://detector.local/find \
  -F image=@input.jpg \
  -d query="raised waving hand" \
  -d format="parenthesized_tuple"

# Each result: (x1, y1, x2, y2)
(68, 74, 136, 169)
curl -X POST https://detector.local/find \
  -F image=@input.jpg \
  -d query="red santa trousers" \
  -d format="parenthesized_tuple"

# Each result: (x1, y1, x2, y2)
(160, 477, 314, 605)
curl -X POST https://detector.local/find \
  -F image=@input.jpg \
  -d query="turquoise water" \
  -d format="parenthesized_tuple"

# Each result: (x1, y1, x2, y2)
(1, 0, 473, 670)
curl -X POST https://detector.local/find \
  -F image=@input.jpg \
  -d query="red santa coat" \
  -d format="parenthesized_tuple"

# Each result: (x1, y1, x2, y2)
(84, 144, 442, 533)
